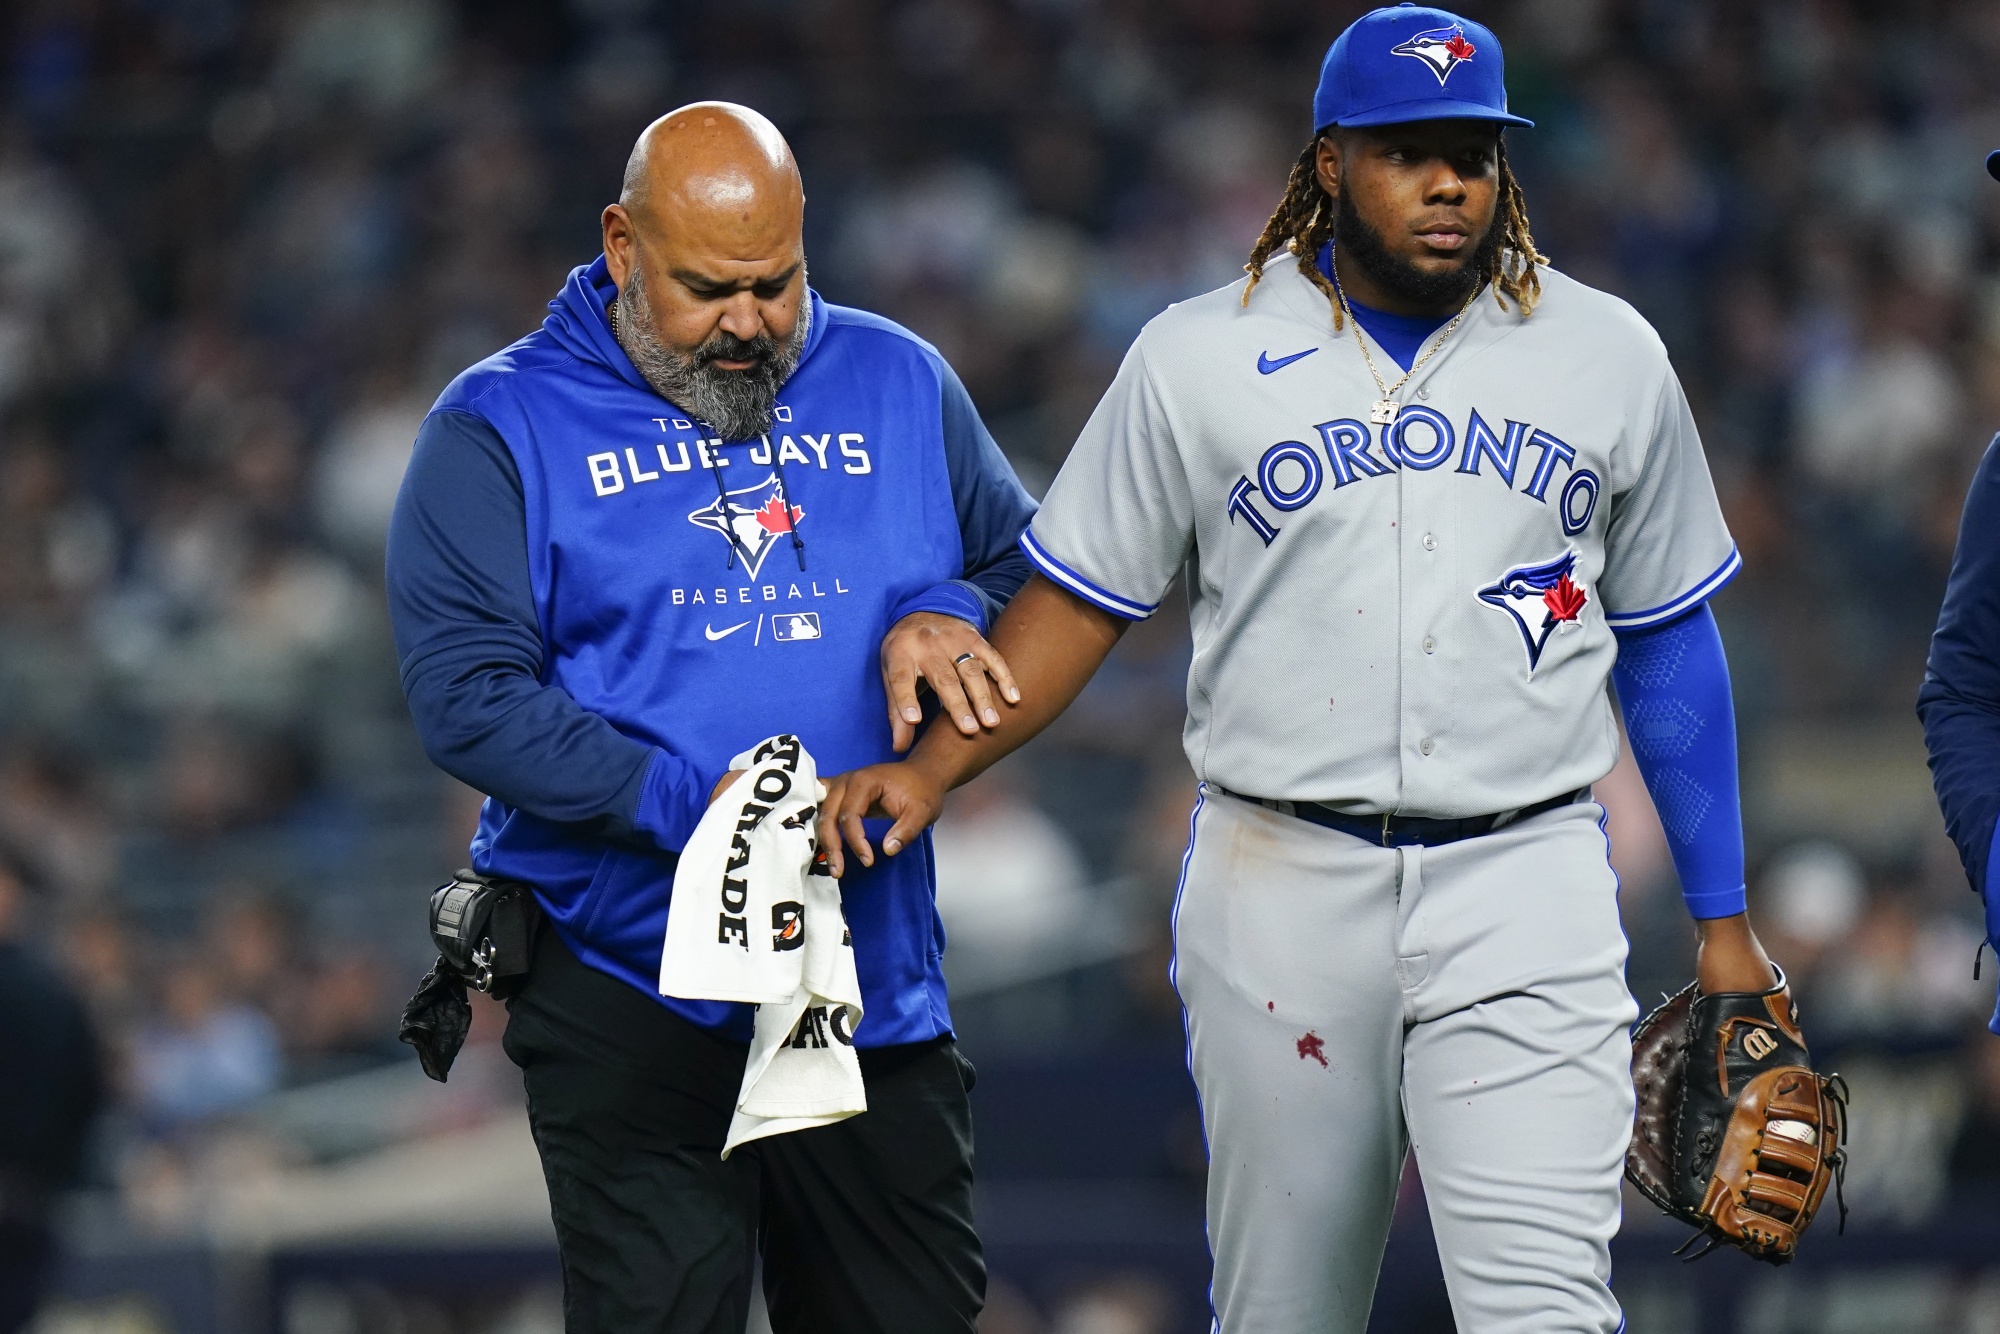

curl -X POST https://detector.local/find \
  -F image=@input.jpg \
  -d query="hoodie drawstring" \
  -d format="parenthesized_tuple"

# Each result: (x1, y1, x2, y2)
(704, 434, 807, 572)
(704, 440, 737, 571)
(772, 444, 807, 571)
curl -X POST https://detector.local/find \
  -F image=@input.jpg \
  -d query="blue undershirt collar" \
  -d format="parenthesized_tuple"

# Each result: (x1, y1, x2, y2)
(1314, 241, 1451, 373)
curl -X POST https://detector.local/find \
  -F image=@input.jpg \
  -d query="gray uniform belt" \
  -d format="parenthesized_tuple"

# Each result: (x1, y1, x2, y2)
(1207, 784, 1591, 848)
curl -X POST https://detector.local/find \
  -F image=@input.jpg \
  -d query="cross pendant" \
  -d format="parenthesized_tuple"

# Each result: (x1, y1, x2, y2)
(1370, 399, 1399, 426)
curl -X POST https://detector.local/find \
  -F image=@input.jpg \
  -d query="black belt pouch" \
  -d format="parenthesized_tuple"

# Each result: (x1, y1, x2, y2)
(398, 869, 543, 1082)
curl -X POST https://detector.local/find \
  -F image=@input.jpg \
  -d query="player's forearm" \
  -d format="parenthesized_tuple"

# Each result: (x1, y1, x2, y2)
(905, 573, 1128, 791)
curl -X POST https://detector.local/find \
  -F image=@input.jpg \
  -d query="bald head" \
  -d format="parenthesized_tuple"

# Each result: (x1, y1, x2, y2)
(602, 103, 810, 437)
(619, 102, 801, 231)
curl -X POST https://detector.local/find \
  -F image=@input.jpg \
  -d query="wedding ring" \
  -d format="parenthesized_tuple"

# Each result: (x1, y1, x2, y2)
(952, 652, 977, 667)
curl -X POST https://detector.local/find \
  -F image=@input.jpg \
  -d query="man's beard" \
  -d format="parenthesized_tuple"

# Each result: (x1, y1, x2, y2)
(1333, 185, 1501, 312)
(614, 263, 810, 441)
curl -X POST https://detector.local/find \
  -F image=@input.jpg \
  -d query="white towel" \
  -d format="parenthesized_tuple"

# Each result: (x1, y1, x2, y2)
(659, 734, 865, 1155)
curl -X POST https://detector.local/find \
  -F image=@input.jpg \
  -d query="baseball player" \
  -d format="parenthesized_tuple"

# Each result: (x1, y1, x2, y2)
(818, 8, 1789, 1330)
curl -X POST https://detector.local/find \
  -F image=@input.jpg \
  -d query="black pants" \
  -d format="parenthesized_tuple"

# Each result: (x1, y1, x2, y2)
(502, 928, 984, 1333)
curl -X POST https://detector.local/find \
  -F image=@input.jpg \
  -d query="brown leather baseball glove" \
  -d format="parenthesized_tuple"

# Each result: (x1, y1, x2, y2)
(1627, 968, 1848, 1264)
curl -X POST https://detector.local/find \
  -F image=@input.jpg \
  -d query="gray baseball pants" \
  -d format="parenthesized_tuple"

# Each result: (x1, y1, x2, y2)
(1173, 787, 1637, 1333)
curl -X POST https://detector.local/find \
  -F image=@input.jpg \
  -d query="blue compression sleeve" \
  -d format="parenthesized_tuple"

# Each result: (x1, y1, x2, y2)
(885, 360, 1037, 632)
(385, 409, 712, 853)
(1611, 603, 1747, 919)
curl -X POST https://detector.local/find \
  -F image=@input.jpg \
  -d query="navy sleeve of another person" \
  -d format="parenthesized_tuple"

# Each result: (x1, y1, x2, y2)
(1917, 434, 2000, 1031)
(886, 359, 1039, 631)
(1920, 435, 2000, 893)
(386, 410, 714, 853)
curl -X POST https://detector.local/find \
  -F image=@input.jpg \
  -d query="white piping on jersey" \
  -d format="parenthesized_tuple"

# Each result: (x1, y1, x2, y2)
(1019, 528, 1158, 620)
(1603, 546, 1741, 630)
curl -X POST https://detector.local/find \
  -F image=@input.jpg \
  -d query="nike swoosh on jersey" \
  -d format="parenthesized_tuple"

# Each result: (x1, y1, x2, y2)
(1257, 347, 1318, 375)
(705, 620, 751, 641)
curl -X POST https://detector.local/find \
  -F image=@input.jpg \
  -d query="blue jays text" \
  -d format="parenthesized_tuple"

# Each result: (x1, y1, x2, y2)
(585, 414, 874, 497)
(1225, 406, 1601, 546)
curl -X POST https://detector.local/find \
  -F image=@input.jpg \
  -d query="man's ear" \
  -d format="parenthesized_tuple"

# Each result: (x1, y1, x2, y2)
(602, 204, 635, 288)
(1314, 133, 1342, 201)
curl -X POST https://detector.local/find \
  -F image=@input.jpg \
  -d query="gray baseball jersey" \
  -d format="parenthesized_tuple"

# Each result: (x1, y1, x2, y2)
(1022, 251, 1737, 818)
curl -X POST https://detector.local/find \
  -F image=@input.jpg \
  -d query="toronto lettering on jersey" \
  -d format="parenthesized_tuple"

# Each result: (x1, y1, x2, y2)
(1226, 406, 1603, 547)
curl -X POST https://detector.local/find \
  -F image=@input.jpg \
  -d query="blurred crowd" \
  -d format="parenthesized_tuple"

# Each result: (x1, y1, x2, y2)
(5, 0, 2000, 1327)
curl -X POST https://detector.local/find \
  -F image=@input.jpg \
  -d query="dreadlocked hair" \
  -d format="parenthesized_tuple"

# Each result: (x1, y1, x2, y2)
(1241, 134, 1548, 326)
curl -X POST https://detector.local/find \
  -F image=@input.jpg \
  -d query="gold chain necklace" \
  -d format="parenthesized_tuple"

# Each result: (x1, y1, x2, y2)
(1326, 247, 1480, 426)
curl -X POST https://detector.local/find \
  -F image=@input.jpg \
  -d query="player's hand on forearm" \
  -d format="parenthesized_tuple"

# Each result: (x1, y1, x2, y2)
(880, 612, 1021, 752)
(815, 762, 947, 877)
(1695, 912, 1779, 993)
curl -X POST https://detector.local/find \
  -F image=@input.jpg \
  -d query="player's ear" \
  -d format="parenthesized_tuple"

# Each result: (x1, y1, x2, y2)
(1314, 132, 1341, 201)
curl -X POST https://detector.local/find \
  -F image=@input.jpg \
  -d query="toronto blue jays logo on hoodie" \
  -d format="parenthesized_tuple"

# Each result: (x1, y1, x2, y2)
(687, 472, 805, 578)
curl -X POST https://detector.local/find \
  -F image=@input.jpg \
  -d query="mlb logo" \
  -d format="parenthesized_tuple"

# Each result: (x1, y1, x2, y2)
(772, 612, 822, 642)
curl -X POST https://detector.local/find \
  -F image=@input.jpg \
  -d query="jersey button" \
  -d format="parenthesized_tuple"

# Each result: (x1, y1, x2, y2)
(1422, 636, 1436, 654)
(1420, 738, 1435, 756)
(1422, 533, 1437, 551)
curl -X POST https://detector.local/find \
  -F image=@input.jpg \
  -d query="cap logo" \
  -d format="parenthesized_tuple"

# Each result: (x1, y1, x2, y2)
(1390, 25, 1477, 84)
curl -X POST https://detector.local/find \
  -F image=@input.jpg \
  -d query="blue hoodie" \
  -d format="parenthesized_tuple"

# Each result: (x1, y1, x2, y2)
(386, 257, 1037, 1046)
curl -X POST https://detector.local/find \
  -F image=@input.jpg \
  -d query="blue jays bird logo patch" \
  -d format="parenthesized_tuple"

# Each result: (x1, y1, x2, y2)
(1478, 548, 1589, 672)
(687, 472, 804, 579)
(1391, 25, 1478, 84)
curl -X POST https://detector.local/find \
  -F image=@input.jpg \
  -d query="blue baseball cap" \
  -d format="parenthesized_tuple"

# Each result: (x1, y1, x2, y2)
(1313, 4, 1533, 133)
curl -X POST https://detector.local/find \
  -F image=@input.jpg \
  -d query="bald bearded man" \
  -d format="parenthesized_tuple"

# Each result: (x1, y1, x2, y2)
(386, 104, 1034, 1332)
